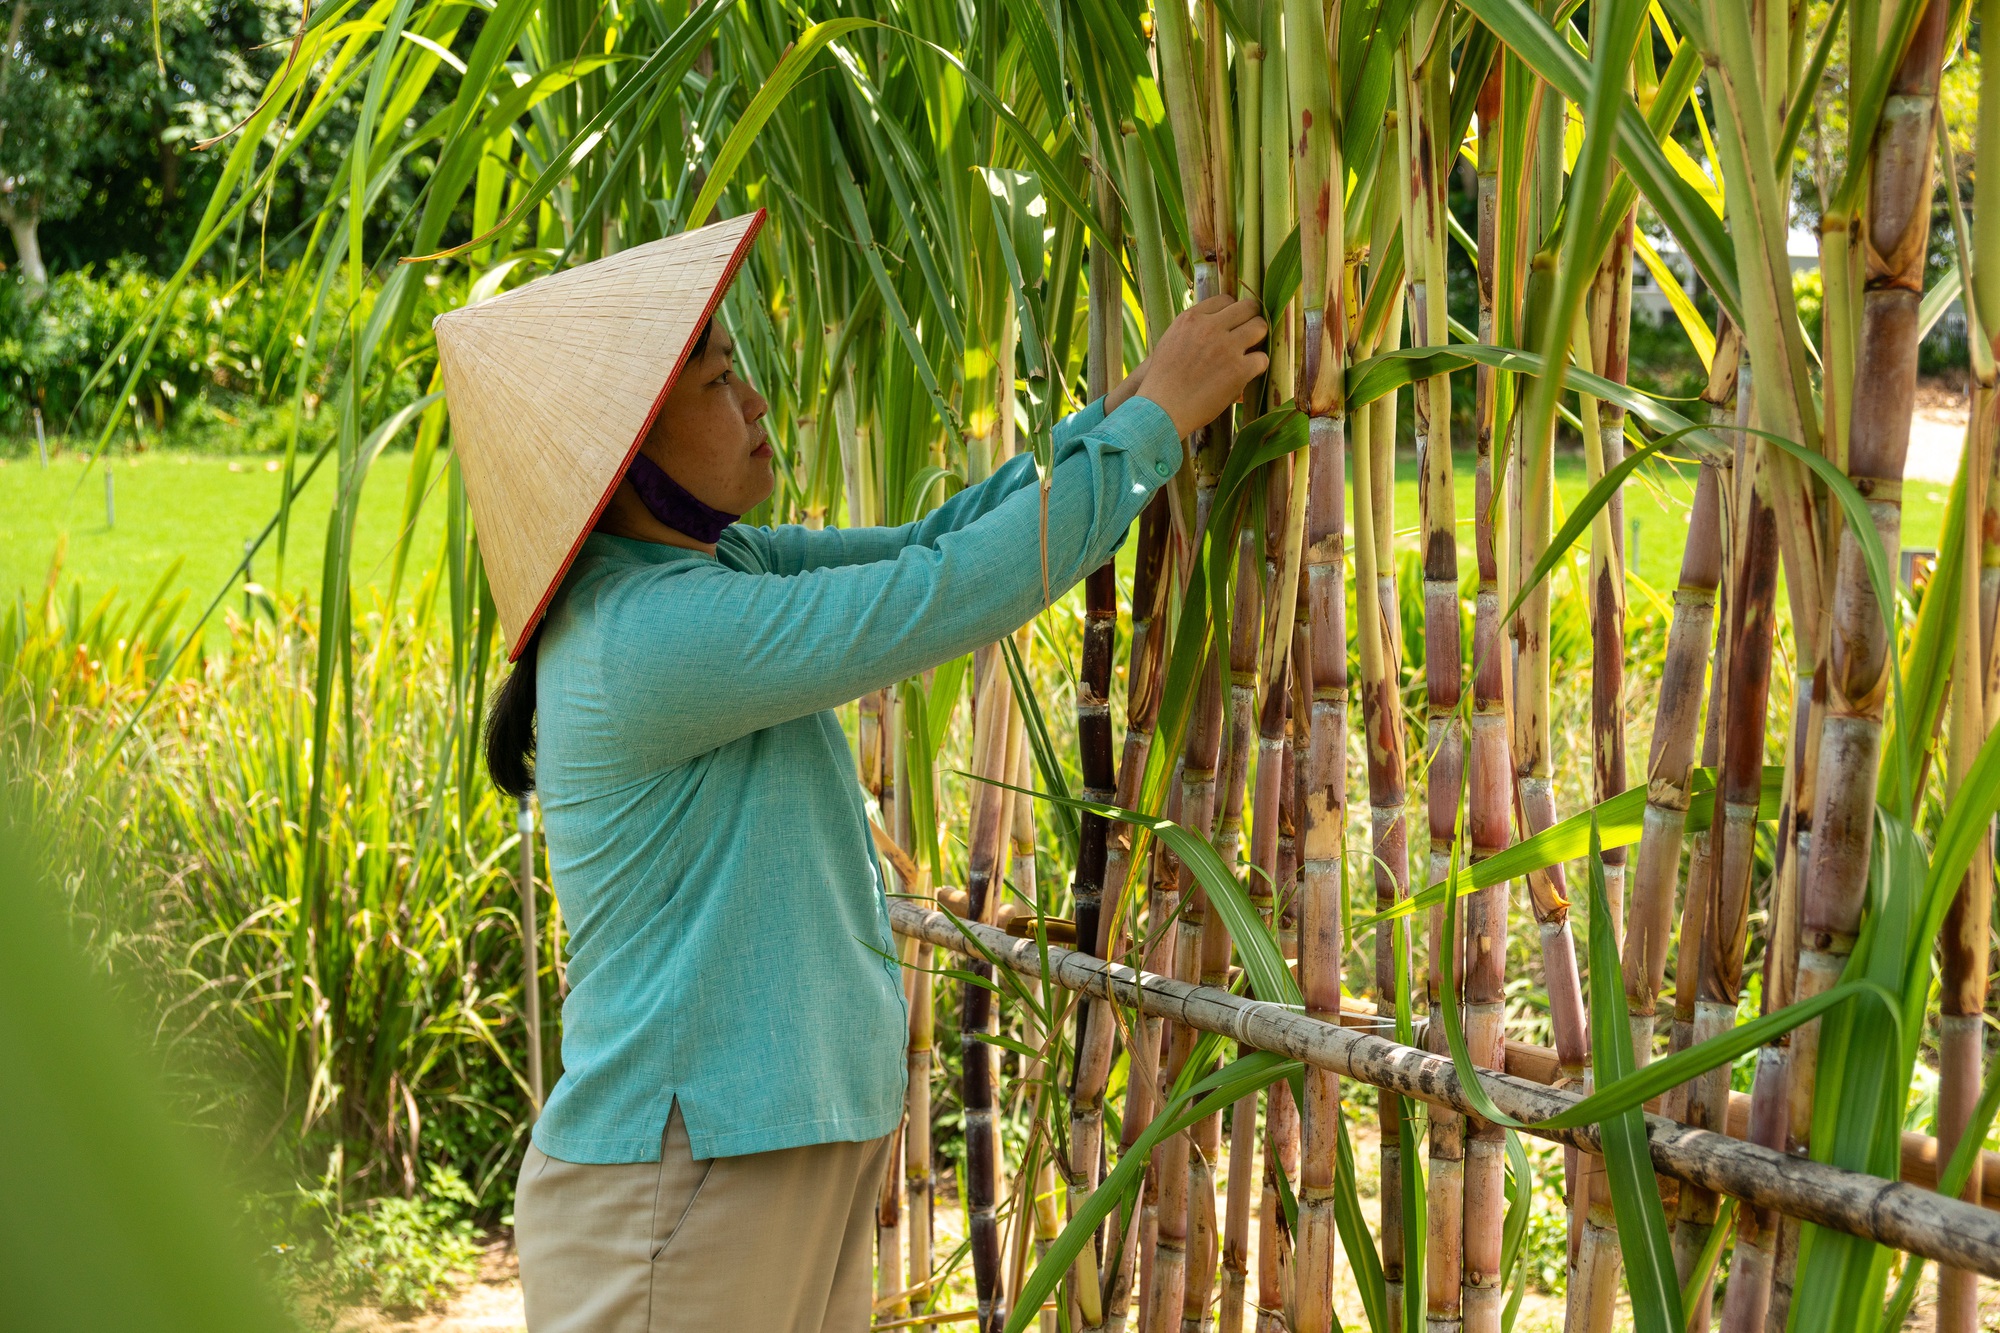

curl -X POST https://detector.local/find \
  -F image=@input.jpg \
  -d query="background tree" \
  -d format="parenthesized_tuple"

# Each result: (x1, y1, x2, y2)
(0, 1, 296, 291)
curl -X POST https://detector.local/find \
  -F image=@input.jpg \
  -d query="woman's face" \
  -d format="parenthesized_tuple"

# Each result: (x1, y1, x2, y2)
(636, 327, 773, 515)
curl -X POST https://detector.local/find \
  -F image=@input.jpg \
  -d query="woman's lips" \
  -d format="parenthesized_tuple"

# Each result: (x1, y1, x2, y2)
(751, 440, 773, 459)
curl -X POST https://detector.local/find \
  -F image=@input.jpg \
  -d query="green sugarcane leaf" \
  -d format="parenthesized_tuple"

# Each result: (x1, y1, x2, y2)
(1880, 443, 1969, 812)
(1003, 1050, 1300, 1333)
(1682, 1196, 1735, 1325)
(1000, 637, 1080, 867)
(1583, 816, 1684, 1333)
(831, 135, 962, 443)
(410, 0, 733, 262)
(1499, 423, 1714, 637)
(1432, 810, 1899, 1134)
(1346, 343, 1721, 451)
(1138, 540, 1216, 821)
(684, 16, 873, 229)
(1500, 1130, 1531, 1333)
(968, 777, 1299, 1009)
(1353, 766, 1780, 930)
(1451, 0, 1741, 326)
(1775, 0, 1846, 170)
(1356, 223, 1405, 354)
(1336, 1107, 1393, 1333)
(1340, 0, 1420, 169)
(1263, 226, 1301, 324)
(1741, 427, 1909, 810)
(1208, 405, 1308, 539)
(1881, 1052, 2000, 1329)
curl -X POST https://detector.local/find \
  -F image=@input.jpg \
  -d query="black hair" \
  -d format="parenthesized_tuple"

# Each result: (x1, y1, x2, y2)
(486, 626, 542, 796)
(483, 319, 717, 797)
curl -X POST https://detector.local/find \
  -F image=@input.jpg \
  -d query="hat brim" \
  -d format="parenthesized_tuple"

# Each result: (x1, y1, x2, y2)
(432, 209, 767, 662)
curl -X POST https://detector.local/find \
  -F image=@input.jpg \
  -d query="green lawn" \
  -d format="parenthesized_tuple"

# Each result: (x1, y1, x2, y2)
(0, 445, 1949, 643)
(1393, 450, 1946, 599)
(0, 449, 446, 642)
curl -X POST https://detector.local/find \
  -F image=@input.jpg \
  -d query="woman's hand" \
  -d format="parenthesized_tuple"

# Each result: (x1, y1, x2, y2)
(1135, 295, 1270, 438)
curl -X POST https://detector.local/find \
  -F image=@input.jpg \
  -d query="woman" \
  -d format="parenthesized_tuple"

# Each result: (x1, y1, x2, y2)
(440, 213, 1268, 1332)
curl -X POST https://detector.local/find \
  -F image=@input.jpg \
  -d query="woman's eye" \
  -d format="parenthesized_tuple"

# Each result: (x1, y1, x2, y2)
(716, 370, 733, 385)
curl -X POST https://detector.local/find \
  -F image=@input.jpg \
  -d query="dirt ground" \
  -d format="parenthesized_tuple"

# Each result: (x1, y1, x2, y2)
(334, 1241, 525, 1333)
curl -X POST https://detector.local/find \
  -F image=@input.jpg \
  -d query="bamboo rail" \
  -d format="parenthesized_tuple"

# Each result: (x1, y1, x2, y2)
(890, 900, 2000, 1278)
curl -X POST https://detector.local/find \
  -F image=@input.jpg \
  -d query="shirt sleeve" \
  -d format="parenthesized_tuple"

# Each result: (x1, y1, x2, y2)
(593, 396, 1181, 770)
(742, 396, 1114, 575)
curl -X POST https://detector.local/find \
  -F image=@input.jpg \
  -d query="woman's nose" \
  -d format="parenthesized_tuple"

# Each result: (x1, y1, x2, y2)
(745, 385, 769, 424)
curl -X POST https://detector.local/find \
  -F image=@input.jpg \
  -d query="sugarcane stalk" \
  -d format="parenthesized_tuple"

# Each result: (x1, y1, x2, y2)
(1214, 498, 1264, 1333)
(879, 684, 910, 1318)
(1073, 120, 1174, 1326)
(1391, 26, 1466, 1327)
(1216, 33, 1272, 1333)
(1623, 326, 1739, 1077)
(902, 719, 937, 1333)
(880, 1119, 909, 1316)
(1110, 822, 1181, 1333)
(1585, 206, 1634, 933)
(1684, 426, 1785, 1333)
(1355, 142, 1411, 1333)
(1791, 0, 1951, 1195)
(1066, 143, 1125, 1327)
(1256, 707, 1303, 1333)
(1278, 1, 1346, 1327)
(965, 657, 1019, 1333)
(1460, 64, 1510, 1333)
(1935, 397, 1994, 1332)
(1003, 732, 1061, 1333)
(1146, 773, 1202, 1333)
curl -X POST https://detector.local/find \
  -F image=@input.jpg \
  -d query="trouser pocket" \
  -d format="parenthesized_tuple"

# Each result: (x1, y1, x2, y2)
(648, 1104, 715, 1262)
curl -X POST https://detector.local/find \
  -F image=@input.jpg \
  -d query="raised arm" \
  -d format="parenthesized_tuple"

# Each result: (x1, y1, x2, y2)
(743, 395, 1120, 574)
(595, 398, 1181, 770)
(590, 291, 1269, 772)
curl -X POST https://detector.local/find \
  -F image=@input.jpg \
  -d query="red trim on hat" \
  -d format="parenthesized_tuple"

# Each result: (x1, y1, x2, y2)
(504, 208, 767, 662)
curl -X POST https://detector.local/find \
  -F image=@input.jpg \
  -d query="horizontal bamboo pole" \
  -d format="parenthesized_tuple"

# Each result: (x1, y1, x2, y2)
(1335, 1002, 2000, 1212)
(968, 900, 2000, 1209)
(891, 902, 2000, 1277)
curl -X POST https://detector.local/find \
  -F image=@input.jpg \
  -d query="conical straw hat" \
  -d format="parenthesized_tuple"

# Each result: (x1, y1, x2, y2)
(432, 209, 765, 660)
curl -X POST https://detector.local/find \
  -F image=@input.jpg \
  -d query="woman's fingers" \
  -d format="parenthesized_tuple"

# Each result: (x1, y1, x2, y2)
(1219, 296, 1265, 329)
(1231, 314, 1270, 349)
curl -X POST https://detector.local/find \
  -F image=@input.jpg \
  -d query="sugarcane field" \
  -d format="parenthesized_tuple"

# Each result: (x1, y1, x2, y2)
(4, 0, 2000, 1331)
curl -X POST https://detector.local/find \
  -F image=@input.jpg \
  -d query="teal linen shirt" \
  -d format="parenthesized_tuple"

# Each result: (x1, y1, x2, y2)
(531, 394, 1182, 1163)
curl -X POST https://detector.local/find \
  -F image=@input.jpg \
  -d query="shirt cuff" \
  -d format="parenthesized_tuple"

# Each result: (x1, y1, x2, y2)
(1098, 395, 1184, 487)
(1052, 396, 1108, 448)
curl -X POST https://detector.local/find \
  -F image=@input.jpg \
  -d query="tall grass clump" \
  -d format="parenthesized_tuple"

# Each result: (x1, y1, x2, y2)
(1, 561, 545, 1309)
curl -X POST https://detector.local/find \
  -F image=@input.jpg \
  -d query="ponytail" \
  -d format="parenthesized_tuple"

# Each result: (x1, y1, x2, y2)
(486, 627, 542, 796)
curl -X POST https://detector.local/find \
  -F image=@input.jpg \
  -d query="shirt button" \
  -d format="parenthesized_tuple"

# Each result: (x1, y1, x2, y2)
(1154, 459, 1174, 478)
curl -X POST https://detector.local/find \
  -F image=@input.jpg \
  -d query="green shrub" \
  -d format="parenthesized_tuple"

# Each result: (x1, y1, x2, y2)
(324, 1165, 484, 1313)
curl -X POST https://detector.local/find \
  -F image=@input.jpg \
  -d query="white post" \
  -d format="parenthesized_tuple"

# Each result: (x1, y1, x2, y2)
(33, 408, 46, 467)
(518, 794, 545, 1114)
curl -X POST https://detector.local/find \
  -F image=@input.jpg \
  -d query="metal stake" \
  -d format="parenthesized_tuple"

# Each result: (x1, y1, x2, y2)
(34, 408, 46, 467)
(519, 794, 545, 1114)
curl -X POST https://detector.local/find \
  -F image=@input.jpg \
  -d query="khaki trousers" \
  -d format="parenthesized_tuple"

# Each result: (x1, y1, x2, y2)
(515, 1105, 893, 1333)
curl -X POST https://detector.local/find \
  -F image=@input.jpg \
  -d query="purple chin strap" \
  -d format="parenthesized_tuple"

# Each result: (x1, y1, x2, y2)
(624, 450, 740, 544)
